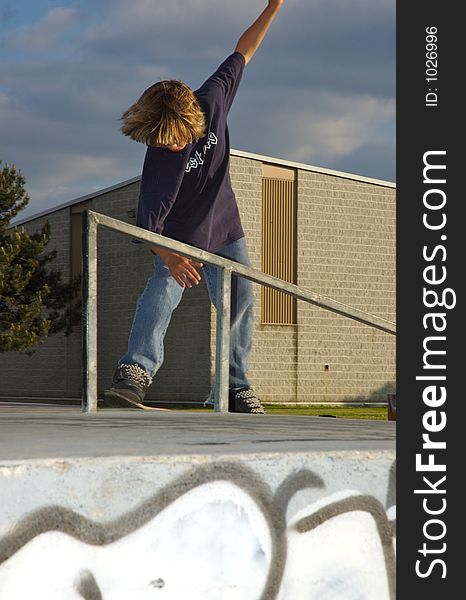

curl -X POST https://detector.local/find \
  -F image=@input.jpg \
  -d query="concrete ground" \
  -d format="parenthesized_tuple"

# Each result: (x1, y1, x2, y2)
(0, 405, 396, 598)
(0, 406, 395, 460)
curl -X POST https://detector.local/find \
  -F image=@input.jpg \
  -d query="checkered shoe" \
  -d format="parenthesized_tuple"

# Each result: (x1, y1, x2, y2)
(104, 363, 152, 408)
(229, 387, 265, 414)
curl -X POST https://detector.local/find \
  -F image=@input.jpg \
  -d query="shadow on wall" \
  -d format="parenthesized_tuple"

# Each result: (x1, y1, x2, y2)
(340, 381, 396, 404)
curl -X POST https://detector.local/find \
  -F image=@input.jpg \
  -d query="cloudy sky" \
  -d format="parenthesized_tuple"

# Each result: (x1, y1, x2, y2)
(1, 0, 395, 222)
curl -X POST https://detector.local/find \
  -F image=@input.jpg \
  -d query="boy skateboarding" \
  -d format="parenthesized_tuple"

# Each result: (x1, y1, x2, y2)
(104, 1, 284, 412)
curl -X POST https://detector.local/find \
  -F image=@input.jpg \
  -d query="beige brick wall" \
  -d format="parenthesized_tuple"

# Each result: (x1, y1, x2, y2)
(230, 157, 395, 404)
(1, 156, 395, 405)
(1, 182, 212, 402)
(296, 171, 396, 402)
(1, 208, 82, 398)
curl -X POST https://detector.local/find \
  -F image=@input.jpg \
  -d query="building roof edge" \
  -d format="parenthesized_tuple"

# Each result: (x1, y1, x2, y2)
(13, 150, 395, 226)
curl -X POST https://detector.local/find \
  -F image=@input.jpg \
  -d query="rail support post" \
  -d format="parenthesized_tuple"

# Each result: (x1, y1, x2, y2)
(82, 210, 98, 413)
(214, 268, 232, 413)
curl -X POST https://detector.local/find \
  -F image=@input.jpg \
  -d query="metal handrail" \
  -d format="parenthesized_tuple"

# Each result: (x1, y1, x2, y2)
(82, 209, 396, 413)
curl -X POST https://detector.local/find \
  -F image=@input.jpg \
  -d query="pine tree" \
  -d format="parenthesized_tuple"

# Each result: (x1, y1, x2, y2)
(0, 161, 81, 353)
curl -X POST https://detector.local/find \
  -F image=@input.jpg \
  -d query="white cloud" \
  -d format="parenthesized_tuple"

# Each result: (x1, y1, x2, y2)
(230, 89, 395, 170)
(27, 153, 128, 210)
(3, 7, 79, 51)
(1, 0, 395, 221)
(85, 0, 256, 33)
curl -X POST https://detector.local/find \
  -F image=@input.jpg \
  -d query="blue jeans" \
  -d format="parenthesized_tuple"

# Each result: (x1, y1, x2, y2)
(119, 237, 254, 390)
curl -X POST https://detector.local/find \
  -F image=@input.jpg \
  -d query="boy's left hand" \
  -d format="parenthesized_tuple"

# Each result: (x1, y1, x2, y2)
(152, 247, 203, 288)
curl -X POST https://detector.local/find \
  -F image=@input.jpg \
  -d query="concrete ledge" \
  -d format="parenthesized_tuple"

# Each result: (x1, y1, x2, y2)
(0, 397, 389, 407)
(0, 410, 396, 599)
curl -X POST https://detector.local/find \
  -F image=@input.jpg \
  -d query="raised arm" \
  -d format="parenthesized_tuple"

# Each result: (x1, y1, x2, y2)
(235, 0, 284, 65)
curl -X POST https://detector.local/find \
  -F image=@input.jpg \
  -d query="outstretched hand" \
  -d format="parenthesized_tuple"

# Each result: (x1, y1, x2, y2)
(235, 0, 284, 64)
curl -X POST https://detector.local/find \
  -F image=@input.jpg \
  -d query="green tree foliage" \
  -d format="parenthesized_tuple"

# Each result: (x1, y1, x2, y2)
(0, 161, 81, 353)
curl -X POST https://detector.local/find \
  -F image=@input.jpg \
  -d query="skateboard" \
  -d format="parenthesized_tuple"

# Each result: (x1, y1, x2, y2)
(103, 390, 170, 411)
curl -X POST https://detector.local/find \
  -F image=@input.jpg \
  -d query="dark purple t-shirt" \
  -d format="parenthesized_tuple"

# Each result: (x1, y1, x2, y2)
(136, 52, 246, 253)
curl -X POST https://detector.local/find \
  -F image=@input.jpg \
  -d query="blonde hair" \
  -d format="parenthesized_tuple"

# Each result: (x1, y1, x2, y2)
(120, 80, 206, 147)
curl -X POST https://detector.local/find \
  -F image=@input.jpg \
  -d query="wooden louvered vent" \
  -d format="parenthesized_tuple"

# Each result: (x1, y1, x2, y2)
(261, 165, 297, 324)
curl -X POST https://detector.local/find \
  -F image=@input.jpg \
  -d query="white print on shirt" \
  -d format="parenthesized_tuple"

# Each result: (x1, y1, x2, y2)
(185, 132, 218, 173)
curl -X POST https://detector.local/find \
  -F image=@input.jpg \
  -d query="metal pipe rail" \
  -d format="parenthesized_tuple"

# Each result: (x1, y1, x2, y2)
(82, 209, 396, 413)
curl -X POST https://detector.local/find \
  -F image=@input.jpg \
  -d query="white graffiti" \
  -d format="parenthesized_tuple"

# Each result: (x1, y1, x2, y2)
(280, 494, 392, 599)
(0, 482, 395, 599)
(185, 132, 218, 172)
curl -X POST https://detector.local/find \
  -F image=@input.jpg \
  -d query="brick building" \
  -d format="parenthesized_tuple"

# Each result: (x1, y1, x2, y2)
(1, 149, 396, 404)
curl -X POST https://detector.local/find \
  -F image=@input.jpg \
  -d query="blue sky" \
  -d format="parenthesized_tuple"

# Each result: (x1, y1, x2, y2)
(1, 0, 395, 221)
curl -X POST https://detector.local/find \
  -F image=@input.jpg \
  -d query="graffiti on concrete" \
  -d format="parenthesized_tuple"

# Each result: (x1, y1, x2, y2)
(0, 461, 396, 599)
